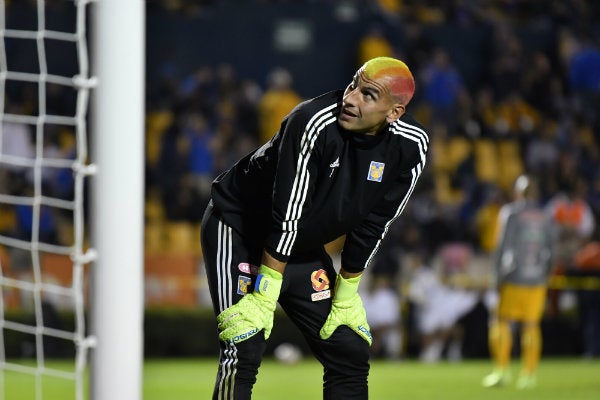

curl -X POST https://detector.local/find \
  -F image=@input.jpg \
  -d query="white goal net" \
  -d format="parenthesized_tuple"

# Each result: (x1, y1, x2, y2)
(0, 1, 96, 399)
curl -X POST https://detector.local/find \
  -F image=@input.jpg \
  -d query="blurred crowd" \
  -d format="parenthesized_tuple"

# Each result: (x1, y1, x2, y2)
(141, 0, 600, 360)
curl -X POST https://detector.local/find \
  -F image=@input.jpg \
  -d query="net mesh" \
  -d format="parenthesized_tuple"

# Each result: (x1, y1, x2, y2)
(0, 1, 96, 399)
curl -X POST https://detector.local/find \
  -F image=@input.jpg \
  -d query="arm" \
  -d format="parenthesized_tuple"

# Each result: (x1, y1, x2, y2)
(262, 249, 287, 274)
(218, 103, 329, 344)
(342, 151, 426, 272)
(320, 174, 418, 345)
(320, 267, 372, 345)
(319, 139, 427, 344)
(264, 104, 332, 262)
(340, 267, 362, 279)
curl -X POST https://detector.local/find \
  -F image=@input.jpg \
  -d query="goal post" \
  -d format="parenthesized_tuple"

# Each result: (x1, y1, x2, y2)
(90, 1, 145, 400)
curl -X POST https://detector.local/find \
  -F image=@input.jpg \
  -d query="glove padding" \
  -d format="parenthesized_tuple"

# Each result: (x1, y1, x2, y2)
(217, 264, 282, 344)
(319, 273, 372, 345)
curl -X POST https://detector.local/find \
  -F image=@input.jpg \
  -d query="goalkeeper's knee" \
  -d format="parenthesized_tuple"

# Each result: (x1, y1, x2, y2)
(322, 325, 370, 382)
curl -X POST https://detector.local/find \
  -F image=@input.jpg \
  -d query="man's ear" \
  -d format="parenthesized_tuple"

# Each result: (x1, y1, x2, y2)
(386, 103, 405, 123)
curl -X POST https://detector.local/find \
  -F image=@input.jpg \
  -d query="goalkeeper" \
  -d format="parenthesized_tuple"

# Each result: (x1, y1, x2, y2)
(201, 57, 429, 400)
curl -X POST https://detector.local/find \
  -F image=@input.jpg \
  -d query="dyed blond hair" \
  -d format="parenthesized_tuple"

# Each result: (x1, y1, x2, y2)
(361, 57, 415, 105)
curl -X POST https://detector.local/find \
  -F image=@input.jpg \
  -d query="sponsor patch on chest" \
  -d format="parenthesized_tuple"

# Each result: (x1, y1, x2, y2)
(367, 161, 385, 182)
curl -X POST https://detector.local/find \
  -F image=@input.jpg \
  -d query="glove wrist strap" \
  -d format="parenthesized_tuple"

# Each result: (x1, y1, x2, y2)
(254, 264, 283, 301)
(334, 274, 361, 301)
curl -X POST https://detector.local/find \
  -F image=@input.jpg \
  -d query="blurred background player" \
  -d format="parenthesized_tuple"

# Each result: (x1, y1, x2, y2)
(482, 175, 558, 389)
(407, 245, 479, 363)
(363, 273, 403, 360)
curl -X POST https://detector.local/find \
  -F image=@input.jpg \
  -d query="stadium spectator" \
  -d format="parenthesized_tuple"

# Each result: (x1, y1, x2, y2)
(15, 200, 59, 245)
(492, 91, 540, 138)
(201, 57, 427, 399)
(363, 274, 403, 359)
(0, 102, 34, 195)
(524, 119, 561, 179)
(156, 117, 192, 221)
(233, 79, 263, 143)
(177, 65, 219, 119)
(467, 87, 499, 139)
(489, 28, 524, 102)
(184, 111, 216, 221)
(257, 67, 302, 144)
(420, 47, 466, 135)
(482, 175, 558, 389)
(521, 51, 562, 117)
(545, 177, 596, 273)
(356, 24, 396, 67)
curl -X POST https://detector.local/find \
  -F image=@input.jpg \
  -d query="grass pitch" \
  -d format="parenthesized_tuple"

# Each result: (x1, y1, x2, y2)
(3, 357, 600, 399)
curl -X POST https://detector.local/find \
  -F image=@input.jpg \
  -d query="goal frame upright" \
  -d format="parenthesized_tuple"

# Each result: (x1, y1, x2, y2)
(90, 1, 145, 400)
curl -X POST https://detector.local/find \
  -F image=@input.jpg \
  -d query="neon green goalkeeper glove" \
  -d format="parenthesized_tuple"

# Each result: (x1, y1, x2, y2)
(217, 264, 282, 344)
(319, 273, 372, 345)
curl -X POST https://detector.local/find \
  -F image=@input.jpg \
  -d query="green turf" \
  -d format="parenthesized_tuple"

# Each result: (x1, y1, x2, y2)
(3, 357, 600, 399)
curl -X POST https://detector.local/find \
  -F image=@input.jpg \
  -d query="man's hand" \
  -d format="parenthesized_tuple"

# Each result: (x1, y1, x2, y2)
(217, 265, 282, 344)
(319, 273, 372, 345)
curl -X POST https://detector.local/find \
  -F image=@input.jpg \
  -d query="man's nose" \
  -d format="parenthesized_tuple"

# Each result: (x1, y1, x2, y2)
(344, 88, 359, 105)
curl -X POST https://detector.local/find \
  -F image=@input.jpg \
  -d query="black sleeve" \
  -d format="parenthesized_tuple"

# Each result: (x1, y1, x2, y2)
(341, 144, 427, 273)
(264, 107, 331, 261)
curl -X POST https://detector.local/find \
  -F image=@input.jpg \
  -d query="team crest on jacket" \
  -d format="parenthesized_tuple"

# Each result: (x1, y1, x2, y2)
(237, 275, 252, 295)
(367, 161, 385, 182)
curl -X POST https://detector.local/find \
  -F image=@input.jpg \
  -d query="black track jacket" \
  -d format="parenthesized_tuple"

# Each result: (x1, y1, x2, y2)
(211, 90, 429, 273)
